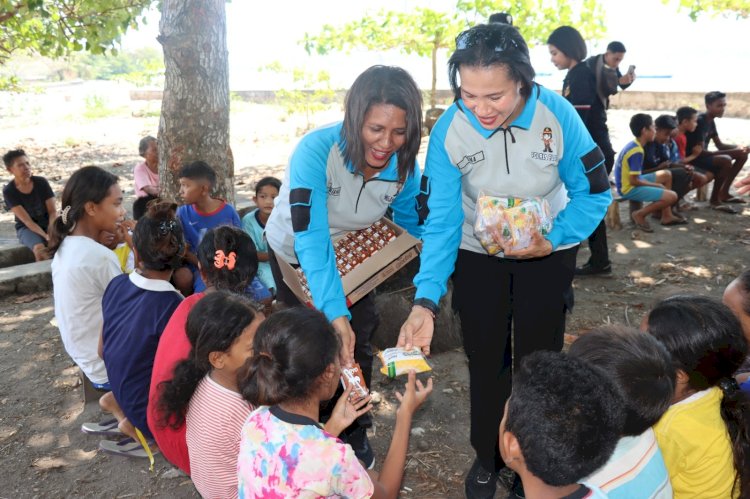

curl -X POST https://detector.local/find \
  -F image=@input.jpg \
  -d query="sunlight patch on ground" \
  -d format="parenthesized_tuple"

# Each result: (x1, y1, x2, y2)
(693, 218, 707, 224)
(633, 240, 652, 249)
(615, 243, 629, 254)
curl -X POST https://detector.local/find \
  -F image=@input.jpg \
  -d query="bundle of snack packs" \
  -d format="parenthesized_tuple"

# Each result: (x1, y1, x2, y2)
(474, 193, 553, 254)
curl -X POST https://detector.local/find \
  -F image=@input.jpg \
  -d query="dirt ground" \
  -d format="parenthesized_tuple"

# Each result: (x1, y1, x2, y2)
(0, 101, 749, 498)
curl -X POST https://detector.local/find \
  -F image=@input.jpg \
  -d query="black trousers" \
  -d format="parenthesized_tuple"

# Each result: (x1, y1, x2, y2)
(268, 249, 376, 430)
(452, 247, 578, 472)
(585, 130, 615, 268)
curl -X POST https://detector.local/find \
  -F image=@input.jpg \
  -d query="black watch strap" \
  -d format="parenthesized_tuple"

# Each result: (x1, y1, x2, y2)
(413, 297, 439, 315)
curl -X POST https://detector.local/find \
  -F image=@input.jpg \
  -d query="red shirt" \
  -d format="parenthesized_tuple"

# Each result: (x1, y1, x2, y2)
(147, 292, 205, 475)
(674, 133, 687, 159)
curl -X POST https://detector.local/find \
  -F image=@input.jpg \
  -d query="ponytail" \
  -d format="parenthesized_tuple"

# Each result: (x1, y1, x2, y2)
(240, 307, 340, 407)
(241, 354, 290, 407)
(157, 355, 207, 429)
(156, 290, 259, 428)
(719, 379, 750, 497)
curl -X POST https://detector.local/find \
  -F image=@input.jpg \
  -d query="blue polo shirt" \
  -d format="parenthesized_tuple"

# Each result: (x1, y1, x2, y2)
(102, 272, 183, 438)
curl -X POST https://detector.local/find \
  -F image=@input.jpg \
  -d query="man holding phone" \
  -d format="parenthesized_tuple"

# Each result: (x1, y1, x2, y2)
(575, 41, 636, 276)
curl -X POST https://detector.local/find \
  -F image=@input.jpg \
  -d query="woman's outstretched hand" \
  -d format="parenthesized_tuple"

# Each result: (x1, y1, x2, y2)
(397, 305, 434, 357)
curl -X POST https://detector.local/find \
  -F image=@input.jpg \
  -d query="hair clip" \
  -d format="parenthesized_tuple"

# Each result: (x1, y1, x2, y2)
(718, 377, 740, 395)
(60, 205, 71, 225)
(214, 250, 236, 270)
(158, 220, 177, 236)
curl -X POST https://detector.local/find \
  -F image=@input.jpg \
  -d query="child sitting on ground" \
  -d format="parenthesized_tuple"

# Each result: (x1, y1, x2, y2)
(498, 350, 624, 499)
(674, 106, 698, 161)
(176, 160, 241, 292)
(132, 136, 160, 220)
(238, 307, 432, 499)
(50, 166, 124, 392)
(614, 113, 682, 231)
(646, 295, 750, 498)
(96, 202, 185, 458)
(723, 270, 750, 392)
(157, 291, 263, 498)
(241, 176, 281, 295)
(569, 326, 674, 498)
(3, 149, 56, 261)
(147, 225, 259, 475)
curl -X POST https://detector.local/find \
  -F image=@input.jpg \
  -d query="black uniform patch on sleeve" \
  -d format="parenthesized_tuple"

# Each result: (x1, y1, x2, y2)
(416, 175, 430, 225)
(581, 146, 609, 194)
(290, 188, 312, 233)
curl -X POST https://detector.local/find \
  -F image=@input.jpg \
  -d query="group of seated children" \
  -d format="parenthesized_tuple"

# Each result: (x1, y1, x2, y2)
(30, 124, 750, 498)
(503, 293, 750, 499)
(614, 91, 749, 232)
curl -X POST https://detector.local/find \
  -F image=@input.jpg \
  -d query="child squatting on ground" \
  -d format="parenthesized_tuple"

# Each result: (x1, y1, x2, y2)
(498, 350, 624, 499)
(94, 202, 186, 458)
(156, 291, 263, 499)
(645, 295, 750, 498)
(241, 176, 281, 295)
(50, 166, 125, 391)
(237, 306, 433, 499)
(568, 326, 675, 497)
(147, 225, 261, 475)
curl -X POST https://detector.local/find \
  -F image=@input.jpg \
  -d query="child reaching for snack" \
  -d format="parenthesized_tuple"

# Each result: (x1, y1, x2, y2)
(157, 291, 262, 499)
(238, 307, 432, 499)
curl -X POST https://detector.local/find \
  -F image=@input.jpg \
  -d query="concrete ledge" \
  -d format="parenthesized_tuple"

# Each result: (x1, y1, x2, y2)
(0, 260, 52, 297)
(0, 244, 35, 269)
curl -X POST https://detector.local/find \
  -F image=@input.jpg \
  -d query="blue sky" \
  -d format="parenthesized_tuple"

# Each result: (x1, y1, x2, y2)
(123, 0, 750, 92)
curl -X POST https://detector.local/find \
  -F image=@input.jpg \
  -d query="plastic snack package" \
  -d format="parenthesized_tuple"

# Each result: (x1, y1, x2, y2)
(378, 347, 432, 378)
(340, 363, 369, 399)
(473, 193, 553, 254)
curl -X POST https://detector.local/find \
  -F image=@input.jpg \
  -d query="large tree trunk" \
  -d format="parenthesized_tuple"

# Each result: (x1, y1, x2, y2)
(157, 0, 233, 204)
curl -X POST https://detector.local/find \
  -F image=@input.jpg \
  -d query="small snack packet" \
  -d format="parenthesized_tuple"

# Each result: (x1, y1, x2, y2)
(378, 347, 432, 378)
(341, 363, 368, 399)
(473, 193, 553, 254)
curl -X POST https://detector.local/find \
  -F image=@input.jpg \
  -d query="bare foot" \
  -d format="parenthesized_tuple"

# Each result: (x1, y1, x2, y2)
(117, 418, 138, 441)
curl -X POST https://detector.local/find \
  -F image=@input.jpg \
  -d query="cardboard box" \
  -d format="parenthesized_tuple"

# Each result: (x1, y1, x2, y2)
(276, 218, 420, 308)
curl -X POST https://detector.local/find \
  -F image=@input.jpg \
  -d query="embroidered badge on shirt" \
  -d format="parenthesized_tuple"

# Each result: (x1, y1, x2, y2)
(531, 127, 559, 162)
(457, 151, 485, 170)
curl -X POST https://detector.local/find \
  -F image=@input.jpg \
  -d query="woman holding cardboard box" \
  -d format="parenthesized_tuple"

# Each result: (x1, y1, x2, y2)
(396, 23, 611, 498)
(265, 65, 424, 467)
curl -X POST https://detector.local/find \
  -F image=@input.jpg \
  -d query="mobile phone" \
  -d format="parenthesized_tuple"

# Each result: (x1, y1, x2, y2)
(627, 64, 636, 75)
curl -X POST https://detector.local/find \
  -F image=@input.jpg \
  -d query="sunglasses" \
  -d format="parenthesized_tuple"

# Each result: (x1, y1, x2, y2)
(455, 29, 520, 52)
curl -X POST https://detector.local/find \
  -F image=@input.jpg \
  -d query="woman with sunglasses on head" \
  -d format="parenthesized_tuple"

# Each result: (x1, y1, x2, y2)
(265, 65, 423, 468)
(396, 23, 611, 499)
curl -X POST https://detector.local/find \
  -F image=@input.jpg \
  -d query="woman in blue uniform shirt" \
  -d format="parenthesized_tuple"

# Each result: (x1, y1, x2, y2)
(265, 65, 423, 466)
(396, 23, 611, 497)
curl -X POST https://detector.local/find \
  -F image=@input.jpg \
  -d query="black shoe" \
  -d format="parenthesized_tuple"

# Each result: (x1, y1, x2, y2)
(465, 459, 497, 499)
(346, 427, 375, 470)
(497, 467, 525, 497)
(574, 262, 612, 276)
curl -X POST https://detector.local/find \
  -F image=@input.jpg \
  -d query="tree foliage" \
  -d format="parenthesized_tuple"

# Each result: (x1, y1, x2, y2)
(304, 1, 607, 108)
(0, 0, 153, 63)
(669, 0, 750, 19)
(261, 61, 336, 134)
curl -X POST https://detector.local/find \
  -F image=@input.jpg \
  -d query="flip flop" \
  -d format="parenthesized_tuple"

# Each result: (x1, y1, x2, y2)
(81, 418, 122, 436)
(99, 437, 160, 459)
(722, 196, 746, 204)
(711, 204, 739, 214)
(631, 215, 654, 233)
(662, 218, 689, 226)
